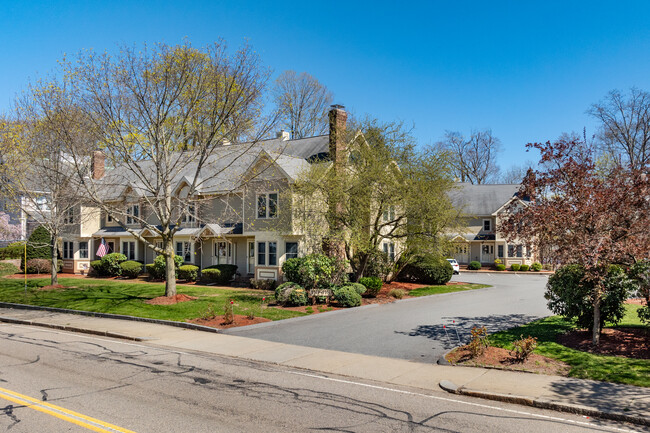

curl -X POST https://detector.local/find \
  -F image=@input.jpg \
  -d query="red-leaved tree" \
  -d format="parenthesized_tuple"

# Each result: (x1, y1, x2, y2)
(500, 138, 650, 345)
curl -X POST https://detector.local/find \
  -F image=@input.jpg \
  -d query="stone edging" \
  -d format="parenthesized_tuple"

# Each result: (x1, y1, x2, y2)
(439, 380, 648, 427)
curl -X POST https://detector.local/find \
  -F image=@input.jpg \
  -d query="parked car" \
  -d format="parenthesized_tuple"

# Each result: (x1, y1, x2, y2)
(446, 258, 460, 274)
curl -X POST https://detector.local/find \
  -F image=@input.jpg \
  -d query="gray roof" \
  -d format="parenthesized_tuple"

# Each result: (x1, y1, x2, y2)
(449, 183, 522, 216)
(96, 135, 329, 200)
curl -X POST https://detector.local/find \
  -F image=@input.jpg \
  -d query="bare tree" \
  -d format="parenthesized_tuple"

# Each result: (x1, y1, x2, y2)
(437, 129, 501, 184)
(50, 41, 275, 297)
(499, 161, 535, 184)
(272, 71, 333, 139)
(588, 88, 650, 170)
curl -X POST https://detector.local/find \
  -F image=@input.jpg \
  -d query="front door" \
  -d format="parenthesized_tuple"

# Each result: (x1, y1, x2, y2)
(213, 241, 234, 265)
(247, 241, 255, 274)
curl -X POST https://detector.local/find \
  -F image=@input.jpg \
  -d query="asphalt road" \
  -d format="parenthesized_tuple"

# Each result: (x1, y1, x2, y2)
(224, 273, 553, 362)
(0, 324, 632, 433)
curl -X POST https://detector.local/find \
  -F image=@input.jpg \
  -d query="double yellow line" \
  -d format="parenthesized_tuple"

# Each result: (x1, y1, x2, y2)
(0, 386, 136, 432)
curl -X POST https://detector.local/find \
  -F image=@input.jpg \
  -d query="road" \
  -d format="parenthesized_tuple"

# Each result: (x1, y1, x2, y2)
(224, 273, 553, 362)
(0, 324, 635, 433)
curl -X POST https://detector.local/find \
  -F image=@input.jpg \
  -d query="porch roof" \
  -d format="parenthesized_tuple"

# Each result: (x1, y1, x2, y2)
(92, 227, 143, 238)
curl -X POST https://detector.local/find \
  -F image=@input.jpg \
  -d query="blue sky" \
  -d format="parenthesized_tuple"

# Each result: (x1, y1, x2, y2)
(2, 0, 650, 172)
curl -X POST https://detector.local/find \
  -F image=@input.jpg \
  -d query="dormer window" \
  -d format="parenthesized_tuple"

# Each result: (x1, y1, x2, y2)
(257, 193, 278, 219)
(181, 205, 196, 223)
(126, 204, 139, 224)
(483, 219, 491, 231)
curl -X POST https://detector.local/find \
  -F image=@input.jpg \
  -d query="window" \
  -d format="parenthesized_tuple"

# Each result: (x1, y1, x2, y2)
(482, 245, 494, 256)
(268, 242, 277, 266)
(382, 206, 396, 222)
(79, 241, 88, 259)
(107, 241, 114, 254)
(483, 219, 491, 231)
(257, 242, 266, 265)
(256, 193, 278, 219)
(285, 242, 298, 260)
(122, 241, 136, 261)
(63, 208, 75, 224)
(383, 242, 395, 261)
(181, 205, 196, 223)
(176, 241, 192, 263)
(126, 204, 139, 224)
(63, 241, 74, 259)
(106, 213, 113, 223)
(36, 196, 48, 211)
(498, 245, 504, 258)
(508, 245, 523, 258)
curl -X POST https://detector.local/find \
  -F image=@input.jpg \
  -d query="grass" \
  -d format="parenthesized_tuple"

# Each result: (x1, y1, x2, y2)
(0, 277, 306, 322)
(409, 283, 490, 297)
(488, 305, 649, 387)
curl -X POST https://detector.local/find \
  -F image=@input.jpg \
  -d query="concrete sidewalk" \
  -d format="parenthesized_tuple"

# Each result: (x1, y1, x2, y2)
(0, 306, 647, 426)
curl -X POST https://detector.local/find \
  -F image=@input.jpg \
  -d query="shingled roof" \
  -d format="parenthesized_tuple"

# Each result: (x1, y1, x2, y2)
(449, 183, 522, 216)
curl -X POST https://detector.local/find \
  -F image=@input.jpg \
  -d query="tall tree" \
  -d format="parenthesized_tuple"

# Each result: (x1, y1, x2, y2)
(437, 129, 501, 184)
(499, 161, 535, 184)
(44, 41, 273, 297)
(588, 88, 650, 170)
(272, 71, 333, 139)
(500, 138, 650, 345)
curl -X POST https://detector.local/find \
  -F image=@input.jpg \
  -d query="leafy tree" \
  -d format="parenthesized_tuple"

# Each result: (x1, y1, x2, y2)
(500, 138, 650, 345)
(629, 260, 650, 324)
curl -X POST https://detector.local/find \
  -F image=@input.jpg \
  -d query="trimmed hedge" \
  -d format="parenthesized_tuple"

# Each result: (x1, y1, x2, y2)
(0, 243, 24, 260)
(178, 265, 199, 282)
(146, 254, 184, 280)
(496, 264, 506, 271)
(358, 276, 382, 297)
(342, 282, 367, 296)
(201, 268, 222, 284)
(520, 264, 530, 272)
(202, 264, 237, 285)
(25, 258, 62, 274)
(531, 262, 543, 272)
(333, 286, 361, 307)
(468, 261, 481, 270)
(511, 263, 521, 271)
(400, 255, 453, 285)
(120, 261, 143, 278)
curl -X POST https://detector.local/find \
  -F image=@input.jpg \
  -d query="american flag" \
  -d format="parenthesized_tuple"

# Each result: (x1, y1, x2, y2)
(96, 238, 108, 258)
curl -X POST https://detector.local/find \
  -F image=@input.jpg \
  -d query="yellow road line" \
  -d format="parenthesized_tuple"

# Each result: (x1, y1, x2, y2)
(0, 386, 136, 433)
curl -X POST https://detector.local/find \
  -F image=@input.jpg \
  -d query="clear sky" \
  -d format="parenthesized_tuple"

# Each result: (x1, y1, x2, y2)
(2, 0, 650, 172)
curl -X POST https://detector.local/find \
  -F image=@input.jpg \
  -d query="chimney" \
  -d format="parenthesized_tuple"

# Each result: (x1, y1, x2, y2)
(328, 105, 347, 166)
(276, 129, 290, 141)
(91, 151, 105, 180)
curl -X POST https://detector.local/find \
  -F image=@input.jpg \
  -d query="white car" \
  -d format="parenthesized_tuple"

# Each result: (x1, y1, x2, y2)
(447, 258, 460, 274)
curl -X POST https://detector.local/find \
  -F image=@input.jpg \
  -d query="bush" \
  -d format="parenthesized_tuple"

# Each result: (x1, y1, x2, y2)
(520, 264, 530, 272)
(22, 225, 52, 269)
(388, 288, 405, 299)
(281, 258, 302, 283)
(629, 260, 650, 324)
(281, 254, 348, 289)
(146, 254, 184, 280)
(0, 262, 19, 277)
(351, 249, 392, 279)
(510, 263, 521, 271)
(90, 260, 105, 276)
(275, 282, 301, 304)
(358, 276, 382, 297)
(495, 264, 506, 271)
(119, 261, 143, 278)
(287, 287, 308, 307)
(468, 326, 489, 358)
(178, 265, 199, 282)
(100, 253, 128, 277)
(344, 282, 367, 296)
(510, 335, 537, 362)
(400, 255, 453, 285)
(201, 268, 222, 284)
(545, 264, 634, 332)
(468, 261, 481, 270)
(531, 262, 543, 272)
(0, 243, 24, 260)
(202, 264, 237, 285)
(249, 278, 277, 290)
(25, 258, 51, 274)
(333, 286, 361, 307)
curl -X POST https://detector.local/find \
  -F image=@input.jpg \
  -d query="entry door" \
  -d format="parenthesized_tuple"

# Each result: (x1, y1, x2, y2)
(247, 241, 255, 274)
(213, 241, 233, 265)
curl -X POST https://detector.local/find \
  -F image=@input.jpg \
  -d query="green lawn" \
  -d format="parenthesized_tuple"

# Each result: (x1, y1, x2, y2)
(409, 283, 490, 297)
(488, 305, 649, 387)
(0, 277, 305, 322)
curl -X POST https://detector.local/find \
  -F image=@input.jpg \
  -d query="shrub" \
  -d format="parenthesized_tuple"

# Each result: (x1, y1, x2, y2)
(275, 282, 303, 305)
(25, 258, 50, 274)
(0, 243, 24, 260)
(629, 260, 650, 324)
(467, 326, 489, 358)
(249, 278, 277, 290)
(531, 262, 543, 272)
(333, 286, 361, 307)
(119, 261, 142, 279)
(223, 301, 234, 325)
(287, 287, 308, 307)
(201, 268, 222, 284)
(22, 225, 52, 269)
(468, 261, 481, 270)
(178, 265, 199, 282)
(388, 288, 405, 299)
(520, 264, 530, 272)
(202, 264, 237, 285)
(545, 264, 634, 331)
(351, 249, 392, 279)
(281, 258, 302, 283)
(0, 262, 19, 277)
(358, 276, 382, 297)
(282, 254, 348, 289)
(510, 335, 537, 362)
(400, 255, 453, 285)
(345, 282, 367, 296)
(496, 264, 506, 271)
(200, 303, 218, 320)
(510, 263, 521, 271)
(90, 259, 105, 276)
(100, 253, 128, 277)
(147, 254, 184, 280)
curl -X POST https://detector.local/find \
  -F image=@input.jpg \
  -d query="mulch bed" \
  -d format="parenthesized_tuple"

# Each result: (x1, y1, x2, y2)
(145, 294, 198, 305)
(557, 327, 650, 359)
(446, 345, 571, 375)
(40, 284, 67, 290)
(188, 314, 271, 329)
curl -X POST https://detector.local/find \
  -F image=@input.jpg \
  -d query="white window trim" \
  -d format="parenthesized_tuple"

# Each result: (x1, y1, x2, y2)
(483, 219, 491, 231)
(126, 204, 140, 225)
(79, 241, 89, 259)
(121, 240, 137, 261)
(256, 192, 279, 219)
(63, 241, 74, 259)
(175, 240, 194, 263)
(285, 241, 299, 260)
(256, 240, 278, 266)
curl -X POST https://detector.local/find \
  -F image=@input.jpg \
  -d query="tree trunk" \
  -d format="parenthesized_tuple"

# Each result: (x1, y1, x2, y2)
(50, 235, 58, 286)
(592, 298, 601, 346)
(164, 242, 177, 297)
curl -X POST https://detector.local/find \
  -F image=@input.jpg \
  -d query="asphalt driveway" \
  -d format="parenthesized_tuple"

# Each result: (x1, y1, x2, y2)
(224, 273, 552, 363)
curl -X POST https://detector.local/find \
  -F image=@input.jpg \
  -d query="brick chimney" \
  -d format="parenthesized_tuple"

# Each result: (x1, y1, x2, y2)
(328, 105, 347, 166)
(91, 151, 105, 180)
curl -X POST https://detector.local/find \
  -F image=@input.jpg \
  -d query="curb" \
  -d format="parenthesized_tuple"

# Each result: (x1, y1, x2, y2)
(439, 380, 649, 427)
(0, 316, 146, 341)
(0, 302, 219, 334)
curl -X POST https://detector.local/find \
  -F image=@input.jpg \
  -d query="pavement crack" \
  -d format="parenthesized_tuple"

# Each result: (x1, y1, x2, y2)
(1, 405, 21, 429)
